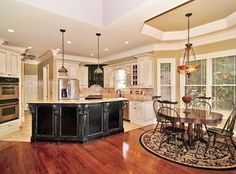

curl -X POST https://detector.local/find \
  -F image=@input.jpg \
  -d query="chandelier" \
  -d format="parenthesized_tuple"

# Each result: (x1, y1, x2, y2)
(58, 29, 68, 76)
(177, 13, 200, 77)
(94, 33, 103, 74)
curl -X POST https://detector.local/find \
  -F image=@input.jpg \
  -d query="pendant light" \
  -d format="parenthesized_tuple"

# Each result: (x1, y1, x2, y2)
(94, 33, 103, 74)
(177, 13, 200, 78)
(58, 29, 68, 76)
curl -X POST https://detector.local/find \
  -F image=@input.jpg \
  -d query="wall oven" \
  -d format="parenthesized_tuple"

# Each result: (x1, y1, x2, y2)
(0, 99, 19, 124)
(0, 77, 19, 100)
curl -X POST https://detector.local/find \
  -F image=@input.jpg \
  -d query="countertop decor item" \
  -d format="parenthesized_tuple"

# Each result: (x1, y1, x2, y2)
(182, 95, 192, 113)
(58, 29, 68, 76)
(94, 33, 103, 74)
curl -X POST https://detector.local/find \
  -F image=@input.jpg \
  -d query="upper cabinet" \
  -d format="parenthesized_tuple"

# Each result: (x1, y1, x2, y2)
(57, 61, 79, 79)
(104, 66, 114, 88)
(79, 66, 88, 88)
(137, 54, 154, 88)
(0, 48, 20, 77)
(126, 54, 154, 88)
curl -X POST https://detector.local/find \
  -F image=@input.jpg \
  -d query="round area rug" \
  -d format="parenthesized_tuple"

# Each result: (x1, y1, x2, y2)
(140, 129, 236, 170)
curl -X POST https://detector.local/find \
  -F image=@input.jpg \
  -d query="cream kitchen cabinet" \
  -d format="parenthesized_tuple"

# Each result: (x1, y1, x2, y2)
(104, 66, 114, 88)
(129, 101, 155, 125)
(136, 54, 154, 88)
(57, 61, 79, 79)
(0, 49, 20, 77)
(79, 66, 88, 88)
(127, 54, 154, 88)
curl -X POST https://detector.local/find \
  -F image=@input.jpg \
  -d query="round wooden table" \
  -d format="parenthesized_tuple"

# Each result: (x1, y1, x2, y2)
(178, 108, 223, 146)
(160, 108, 223, 147)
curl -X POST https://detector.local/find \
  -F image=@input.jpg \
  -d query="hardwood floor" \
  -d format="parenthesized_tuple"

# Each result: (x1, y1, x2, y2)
(0, 125, 235, 174)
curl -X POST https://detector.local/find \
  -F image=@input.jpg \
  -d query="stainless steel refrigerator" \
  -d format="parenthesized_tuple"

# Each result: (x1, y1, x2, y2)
(58, 78, 79, 100)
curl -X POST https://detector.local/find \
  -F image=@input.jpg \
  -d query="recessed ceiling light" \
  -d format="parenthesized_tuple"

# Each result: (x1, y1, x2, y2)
(27, 46, 32, 49)
(8, 29, 15, 33)
(90, 53, 94, 56)
(66, 41, 72, 44)
(104, 48, 109, 51)
(124, 41, 129, 44)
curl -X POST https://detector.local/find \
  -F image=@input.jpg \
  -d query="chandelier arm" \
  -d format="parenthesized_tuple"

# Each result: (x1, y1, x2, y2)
(190, 47, 196, 61)
(182, 48, 187, 65)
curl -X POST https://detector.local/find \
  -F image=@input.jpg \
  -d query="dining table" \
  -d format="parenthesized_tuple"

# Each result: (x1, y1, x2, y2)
(179, 108, 223, 147)
(160, 108, 223, 148)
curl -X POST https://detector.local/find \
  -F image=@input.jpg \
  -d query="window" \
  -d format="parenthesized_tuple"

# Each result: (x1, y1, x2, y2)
(157, 59, 176, 101)
(212, 56, 236, 111)
(115, 69, 127, 90)
(185, 59, 206, 105)
(181, 52, 236, 113)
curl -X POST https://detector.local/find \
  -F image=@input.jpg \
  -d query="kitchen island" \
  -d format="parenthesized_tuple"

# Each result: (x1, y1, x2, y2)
(28, 98, 128, 143)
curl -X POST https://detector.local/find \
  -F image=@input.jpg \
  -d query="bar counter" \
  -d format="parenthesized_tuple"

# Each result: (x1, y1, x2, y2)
(28, 98, 128, 143)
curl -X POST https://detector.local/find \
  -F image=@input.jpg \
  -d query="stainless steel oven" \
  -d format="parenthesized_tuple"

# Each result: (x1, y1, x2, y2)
(0, 77, 19, 100)
(0, 99, 19, 124)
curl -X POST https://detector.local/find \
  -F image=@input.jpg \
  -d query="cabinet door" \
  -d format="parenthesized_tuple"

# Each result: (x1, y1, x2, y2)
(9, 52, 19, 76)
(104, 67, 114, 88)
(67, 63, 79, 79)
(138, 59, 144, 87)
(36, 105, 56, 137)
(79, 66, 88, 88)
(0, 50, 8, 75)
(107, 102, 122, 133)
(87, 103, 103, 140)
(59, 105, 78, 138)
(131, 64, 138, 86)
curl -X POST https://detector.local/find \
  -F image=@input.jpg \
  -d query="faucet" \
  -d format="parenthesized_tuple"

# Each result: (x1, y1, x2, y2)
(116, 89, 122, 98)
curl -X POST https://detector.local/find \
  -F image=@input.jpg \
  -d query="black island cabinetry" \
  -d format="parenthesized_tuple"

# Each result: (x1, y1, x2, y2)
(29, 100, 128, 143)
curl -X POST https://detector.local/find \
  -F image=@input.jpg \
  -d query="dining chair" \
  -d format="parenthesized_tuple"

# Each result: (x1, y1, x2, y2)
(158, 105, 188, 157)
(152, 96, 162, 134)
(152, 98, 177, 134)
(192, 96, 211, 138)
(206, 103, 236, 158)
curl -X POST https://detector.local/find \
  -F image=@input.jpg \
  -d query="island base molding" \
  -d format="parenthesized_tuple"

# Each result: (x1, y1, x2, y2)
(29, 100, 128, 143)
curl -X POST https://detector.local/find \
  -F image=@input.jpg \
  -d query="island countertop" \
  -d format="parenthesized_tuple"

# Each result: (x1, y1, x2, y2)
(28, 97, 128, 104)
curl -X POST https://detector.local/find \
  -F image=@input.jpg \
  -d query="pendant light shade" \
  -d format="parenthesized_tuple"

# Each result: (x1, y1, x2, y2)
(177, 13, 200, 77)
(58, 29, 68, 76)
(94, 33, 103, 74)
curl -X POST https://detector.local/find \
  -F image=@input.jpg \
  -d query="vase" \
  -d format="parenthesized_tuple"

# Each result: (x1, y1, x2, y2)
(182, 95, 192, 113)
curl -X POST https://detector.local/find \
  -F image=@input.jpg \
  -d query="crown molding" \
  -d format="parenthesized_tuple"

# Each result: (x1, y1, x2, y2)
(142, 11, 236, 41)
(101, 27, 236, 63)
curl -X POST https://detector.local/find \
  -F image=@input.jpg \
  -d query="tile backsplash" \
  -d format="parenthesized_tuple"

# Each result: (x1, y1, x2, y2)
(80, 87, 153, 101)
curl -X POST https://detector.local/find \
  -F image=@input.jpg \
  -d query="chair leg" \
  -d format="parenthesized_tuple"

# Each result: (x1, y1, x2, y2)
(152, 121, 159, 134)
(204, 124, 210, 136)
(213, 134, 216, 146)
(174, 135, 178, 157)
(158, 133, 165, 150)
(225, 137, 235, 159)
(229, 137, 236, 150)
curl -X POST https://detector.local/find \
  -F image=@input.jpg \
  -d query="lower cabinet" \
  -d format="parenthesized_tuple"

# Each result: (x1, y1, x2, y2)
(129, 101, 155, 125)
(29, 101, 125, 143)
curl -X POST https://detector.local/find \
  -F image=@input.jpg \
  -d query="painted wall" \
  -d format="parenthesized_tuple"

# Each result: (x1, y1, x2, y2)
(24, 64, 38, 75)
(153, 38, 236, 103)
(38, 54, 54, 100)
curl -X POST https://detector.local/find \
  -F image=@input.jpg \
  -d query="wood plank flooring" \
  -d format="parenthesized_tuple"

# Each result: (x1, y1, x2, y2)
(0, 125, 235, 174)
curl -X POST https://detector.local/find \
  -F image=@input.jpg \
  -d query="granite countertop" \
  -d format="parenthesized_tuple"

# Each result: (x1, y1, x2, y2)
(128, 98, 153, 102)
(28, 98, 128, 104)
